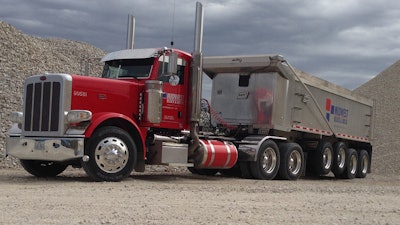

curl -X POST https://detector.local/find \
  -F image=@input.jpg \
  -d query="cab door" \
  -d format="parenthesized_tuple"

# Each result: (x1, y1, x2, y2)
(157, 56, 189, 130)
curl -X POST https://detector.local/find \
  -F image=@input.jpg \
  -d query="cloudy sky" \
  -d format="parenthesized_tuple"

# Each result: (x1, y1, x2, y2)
(1, 0, 400, 92)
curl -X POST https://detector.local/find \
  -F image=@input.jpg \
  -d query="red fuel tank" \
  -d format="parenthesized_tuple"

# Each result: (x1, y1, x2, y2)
(198, 139, 238, 169)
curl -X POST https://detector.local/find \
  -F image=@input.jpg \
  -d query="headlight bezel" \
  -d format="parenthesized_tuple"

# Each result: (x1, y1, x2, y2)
(65, 110, 92, 124)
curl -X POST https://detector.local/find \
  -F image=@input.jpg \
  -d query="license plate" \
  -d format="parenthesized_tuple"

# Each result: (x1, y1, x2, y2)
(34, 140, 45, 150)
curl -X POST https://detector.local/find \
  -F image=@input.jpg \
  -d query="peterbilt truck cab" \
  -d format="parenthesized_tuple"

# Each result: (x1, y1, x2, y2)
(99, 48, 192, 131)
(7, 2, 212, 181)
(6, 47, 201, 181)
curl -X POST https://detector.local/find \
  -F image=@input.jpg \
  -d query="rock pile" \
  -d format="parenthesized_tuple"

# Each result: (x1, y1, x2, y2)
(0, 21, 105, 167)
(354, 61, 400, 175)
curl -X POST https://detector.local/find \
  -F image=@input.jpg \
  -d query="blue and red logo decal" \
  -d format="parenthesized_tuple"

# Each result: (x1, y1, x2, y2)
(325, 98, 348, 125)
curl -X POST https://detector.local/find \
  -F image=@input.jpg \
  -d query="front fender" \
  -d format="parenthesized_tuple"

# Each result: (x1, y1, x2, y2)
(84, 112, 146, 150)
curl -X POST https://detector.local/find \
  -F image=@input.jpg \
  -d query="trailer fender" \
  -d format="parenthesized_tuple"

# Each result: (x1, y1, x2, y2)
(238, 136, 287, 161)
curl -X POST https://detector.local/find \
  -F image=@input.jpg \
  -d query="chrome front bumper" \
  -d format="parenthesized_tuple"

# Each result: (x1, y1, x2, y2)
(6, 135, 84, 161)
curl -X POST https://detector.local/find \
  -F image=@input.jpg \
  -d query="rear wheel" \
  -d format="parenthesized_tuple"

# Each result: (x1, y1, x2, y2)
(342, 148, 358, 179)
(312, 141, 333, 175)
(250, 140, 280, 180)
(332, 142, 346, 178)
(356, 150, 369, 178)
(278, 143, 304, 180)
(20, 160, 68, 177)
(82, 126, 137, 182)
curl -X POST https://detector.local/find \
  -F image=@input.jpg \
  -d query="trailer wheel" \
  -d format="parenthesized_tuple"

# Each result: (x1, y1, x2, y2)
(342, 148, 358, 179)
(82, 126, 137, 182)
(356, 150, 369, 178)
(332, 142, 346, 178)
(278, 143, 304, 180)
(250, 140, 280, 180)
(20, 160, 68, 177)
(312, 141, 333, 175)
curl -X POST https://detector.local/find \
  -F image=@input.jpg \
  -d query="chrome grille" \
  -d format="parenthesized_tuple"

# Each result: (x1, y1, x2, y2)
(24, 81, 61, 132)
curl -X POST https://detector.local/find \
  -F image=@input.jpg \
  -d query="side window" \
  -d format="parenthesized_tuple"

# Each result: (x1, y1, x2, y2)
(158, 58, 186, 85)
(176, 64, 185, 84)
(239, 74, 250, 87)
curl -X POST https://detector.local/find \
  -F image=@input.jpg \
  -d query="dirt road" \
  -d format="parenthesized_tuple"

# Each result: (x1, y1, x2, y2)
(0, 168, 399, 225)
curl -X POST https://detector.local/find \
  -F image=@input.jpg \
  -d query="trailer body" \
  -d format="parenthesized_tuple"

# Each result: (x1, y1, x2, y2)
(203, 55, 373, 144)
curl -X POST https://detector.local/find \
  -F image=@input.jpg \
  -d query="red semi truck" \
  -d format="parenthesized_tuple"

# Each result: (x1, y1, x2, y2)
(6, 2, 373, 181)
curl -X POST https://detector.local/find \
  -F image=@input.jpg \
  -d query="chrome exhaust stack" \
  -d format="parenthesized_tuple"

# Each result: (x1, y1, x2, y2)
(190, 1, 203, 123)
(126, 15, 135, 49)
(188, 2, 204, 164)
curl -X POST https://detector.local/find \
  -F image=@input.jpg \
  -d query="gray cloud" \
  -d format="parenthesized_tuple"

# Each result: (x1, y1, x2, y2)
(1, 0, 400, 92)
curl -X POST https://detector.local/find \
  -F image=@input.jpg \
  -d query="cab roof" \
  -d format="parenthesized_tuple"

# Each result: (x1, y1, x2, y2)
(101, 48, 159, 62)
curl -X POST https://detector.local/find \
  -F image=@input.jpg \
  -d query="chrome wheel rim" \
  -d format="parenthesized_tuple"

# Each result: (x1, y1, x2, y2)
(289, 150, 302, 175)
(338, 147, 346, 169)
(349, 154, 357, 175)
(94, 137, 129, 173)
(322, 147, 333, 170)
(261, 147, 277, 174)
(361, 154, 369, 174)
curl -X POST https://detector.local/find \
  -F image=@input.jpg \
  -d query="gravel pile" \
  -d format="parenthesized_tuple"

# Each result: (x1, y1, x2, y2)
(354, 61, 400, 175)
(0, 21, 105, 167)
(0, 21, 398, 176)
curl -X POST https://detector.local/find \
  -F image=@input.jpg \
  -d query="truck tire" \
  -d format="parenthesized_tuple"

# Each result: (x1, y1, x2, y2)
(312, 141, 333, 175)
(250, 140, 280, 180)
(356, 150, 369, 178)
(20, 160, 68, 177)
(278, 143, 304, 180)
(342, 148, 358, 179)
(82, 126, 137, 182)
(332, 142, 346, 178)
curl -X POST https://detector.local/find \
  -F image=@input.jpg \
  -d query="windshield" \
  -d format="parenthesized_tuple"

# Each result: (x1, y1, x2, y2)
(102, 58, 154, 79)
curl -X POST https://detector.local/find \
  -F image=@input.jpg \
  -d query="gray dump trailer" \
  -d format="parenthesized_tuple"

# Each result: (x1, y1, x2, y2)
(202, 55, 373, 180)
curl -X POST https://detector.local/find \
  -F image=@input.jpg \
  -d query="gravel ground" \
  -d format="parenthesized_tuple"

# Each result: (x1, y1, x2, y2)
(1, 167, 399, 225)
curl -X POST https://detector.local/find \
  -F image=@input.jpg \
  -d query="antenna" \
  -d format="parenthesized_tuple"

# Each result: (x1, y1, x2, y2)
(170, 0, 176, 47)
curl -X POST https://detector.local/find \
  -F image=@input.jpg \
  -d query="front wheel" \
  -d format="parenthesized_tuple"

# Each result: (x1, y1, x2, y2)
(82, 126, 137, 182)
(20, 160, 68, 177)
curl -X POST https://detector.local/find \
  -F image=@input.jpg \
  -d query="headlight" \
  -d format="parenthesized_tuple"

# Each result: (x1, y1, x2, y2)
(11, 112, 23, 124)
(66, 110, 92, 123)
